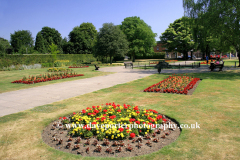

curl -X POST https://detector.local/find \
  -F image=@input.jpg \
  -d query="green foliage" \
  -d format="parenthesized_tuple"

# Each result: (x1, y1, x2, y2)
(135, 52, 165, 59)
(0, 37, 11, 55)
(0, 54, 96, 68)
(120, 16, 157, 62)
(35, 32, 47, 53)
(10, 30, 34, 53)
(35, 27, 62, 53)
(183, 0, 240, 63)
(95, 23, 129, 64)
(49, 43, 60, 62)
(68, 22, 97, 54)
(160, 17, 195, 59)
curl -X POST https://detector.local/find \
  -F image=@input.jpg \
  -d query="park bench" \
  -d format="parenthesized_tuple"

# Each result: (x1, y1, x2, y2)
(209, 61, 224, 71)
(124, 62, 133, 68)
(94, 65, 100, 70)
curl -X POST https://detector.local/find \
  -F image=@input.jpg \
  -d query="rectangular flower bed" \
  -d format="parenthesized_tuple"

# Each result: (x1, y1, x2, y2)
(11, 72, 84, 84)
(143, 74, 200, 95)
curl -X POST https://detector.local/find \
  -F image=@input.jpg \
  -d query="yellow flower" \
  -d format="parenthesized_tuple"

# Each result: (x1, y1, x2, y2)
(145, 132, 147, 135)
(147, 130, 149, 132)
(97, 131, 99, 133)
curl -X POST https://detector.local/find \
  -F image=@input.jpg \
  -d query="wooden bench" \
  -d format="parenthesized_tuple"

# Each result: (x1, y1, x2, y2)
(209, 61, 224, 71)
(94, 65, 100, 70)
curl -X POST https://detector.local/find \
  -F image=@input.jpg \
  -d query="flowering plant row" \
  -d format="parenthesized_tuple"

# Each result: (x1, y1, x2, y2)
(201, 60, 215, 64)
(11, 72, 84, 84)
(48, 68, 73, 72)
(68, 66, 89, 68)
(60, 103, 165, 140)
(143, 74, 200, 95)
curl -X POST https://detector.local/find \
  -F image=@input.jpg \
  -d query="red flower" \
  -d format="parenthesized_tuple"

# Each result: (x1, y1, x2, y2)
(92, 122, 97, 125)
(162, 118, 167, 122)
(133, 106, 138, 110)
(103, 114, 107, 116)
(118, 128, 124, 132)
(130, 133, 135, 138)
(63, 117, 67, 120)
(94, 109, 99, 114)
(103, 109, 108, 112)
(92, 106, 96, 109)
(59, 117, 62, 119)
(124, 106, 128, 109)
(106, 103, 109, 105)
(129, 118, 136, 122)
(117, 109, 121, 112)
(82, 109, 86, 114)
(73, 112, 76, 115)
(136, 111, 140, 114)
(135, 121, 140, 124)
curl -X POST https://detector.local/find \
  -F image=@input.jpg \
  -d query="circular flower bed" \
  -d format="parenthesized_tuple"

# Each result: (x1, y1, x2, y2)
(42, 103, 181, 157)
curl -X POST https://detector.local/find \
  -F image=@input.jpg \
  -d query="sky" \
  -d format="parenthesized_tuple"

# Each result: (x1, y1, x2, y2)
(0, 0, 185, 42)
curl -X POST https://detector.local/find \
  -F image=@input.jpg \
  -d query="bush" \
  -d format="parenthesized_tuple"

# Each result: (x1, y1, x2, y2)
(0, 54, 96, 68)
(135, 52, 165, 59)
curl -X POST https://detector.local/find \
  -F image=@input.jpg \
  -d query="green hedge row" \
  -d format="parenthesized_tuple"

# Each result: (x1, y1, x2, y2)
(0, 54, 96, 68)
(135, 52, 165, 59)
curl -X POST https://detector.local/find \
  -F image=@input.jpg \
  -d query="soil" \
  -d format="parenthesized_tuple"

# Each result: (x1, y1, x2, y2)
(142, 79, 202, 95)
(42, 116, 181, 157)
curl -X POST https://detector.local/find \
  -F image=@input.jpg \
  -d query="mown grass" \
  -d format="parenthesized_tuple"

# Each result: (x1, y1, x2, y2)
(0, 66, 113, 93)
(0, 70, 239, 159)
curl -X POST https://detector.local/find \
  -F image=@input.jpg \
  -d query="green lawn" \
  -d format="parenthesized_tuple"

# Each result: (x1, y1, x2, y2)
(0, 66, 113, 93)
(0, 70, 239, 159)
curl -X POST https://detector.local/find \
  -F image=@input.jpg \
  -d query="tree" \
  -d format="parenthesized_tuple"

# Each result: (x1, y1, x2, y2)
(34, 32, 47, 53)
(68, 22, 97, 54)
(10, 30, 34, 53)
(95, 23, 128, 64)
(160, 17, 195, 59)
(120, 16, 156, 62)
(0, 37, 11, 55)
(183, 0, 240, 65)
(35, 27, 62, 53)
(49, 43, 60, 66)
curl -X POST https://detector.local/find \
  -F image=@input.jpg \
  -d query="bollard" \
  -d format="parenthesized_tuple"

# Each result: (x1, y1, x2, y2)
(235, 62, 236, 68)
(132, 63, 133, 69)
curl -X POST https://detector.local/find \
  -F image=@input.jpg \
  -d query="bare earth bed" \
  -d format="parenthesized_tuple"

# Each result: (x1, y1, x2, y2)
(42, 115, 181, 157)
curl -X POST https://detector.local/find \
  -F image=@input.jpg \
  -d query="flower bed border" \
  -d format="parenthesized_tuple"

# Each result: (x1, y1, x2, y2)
(42, 103, 181, 157)
(143, 75, 201, 95)
(11, 74, 84, 84)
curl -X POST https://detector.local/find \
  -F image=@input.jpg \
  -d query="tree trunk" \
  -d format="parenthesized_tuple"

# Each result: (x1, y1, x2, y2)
(110, 56, 112, 64)
(237, 50, 240, 67)
(131, 53, 135, 62)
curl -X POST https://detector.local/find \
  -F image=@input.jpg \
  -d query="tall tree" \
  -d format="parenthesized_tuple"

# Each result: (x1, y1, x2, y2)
(34, 32, 47, 53)
(95, 23, 128, 64)
(10, 30, 34, 53)
(183, 0, 240, 65)
(160, 17, 195, 59)
(68, 22, 97, 54)
(35, 27, 62, 53)
(120, 16, 156, 62)
(0, 37, 11, 55)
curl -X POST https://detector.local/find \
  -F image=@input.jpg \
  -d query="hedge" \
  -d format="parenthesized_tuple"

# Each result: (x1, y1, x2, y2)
(0, 54, 96, 68)
(135, 52, 165, 59)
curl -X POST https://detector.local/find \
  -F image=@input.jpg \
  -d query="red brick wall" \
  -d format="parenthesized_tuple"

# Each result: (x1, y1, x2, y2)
(153, 43, 166, 52)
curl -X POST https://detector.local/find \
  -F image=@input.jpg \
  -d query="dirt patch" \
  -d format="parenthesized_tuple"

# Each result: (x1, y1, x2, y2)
(142, 80, 202, 95)
(42, 116, 181, 157)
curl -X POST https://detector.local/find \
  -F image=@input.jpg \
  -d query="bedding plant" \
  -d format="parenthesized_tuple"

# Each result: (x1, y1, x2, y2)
(144, 74, 200, 94)
(61, 102, 165, 141)
(11, 72, 84, 84)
